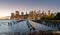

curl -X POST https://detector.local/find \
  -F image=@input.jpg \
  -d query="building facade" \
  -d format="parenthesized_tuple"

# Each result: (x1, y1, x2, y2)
(10, 10, 48, 20)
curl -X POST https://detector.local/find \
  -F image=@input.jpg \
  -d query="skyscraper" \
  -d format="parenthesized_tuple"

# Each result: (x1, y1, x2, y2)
(48, 10, 51, 15)
(10, 13, 14, 19)
(15, 11, 20, 16)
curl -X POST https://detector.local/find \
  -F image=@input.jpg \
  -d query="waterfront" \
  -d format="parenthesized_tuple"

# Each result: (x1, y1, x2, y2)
(0, 20, 60, 35)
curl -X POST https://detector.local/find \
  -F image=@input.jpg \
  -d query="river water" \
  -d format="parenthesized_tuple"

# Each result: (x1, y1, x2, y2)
(0, 20, 60, 35)
(0, 20, 31, 35)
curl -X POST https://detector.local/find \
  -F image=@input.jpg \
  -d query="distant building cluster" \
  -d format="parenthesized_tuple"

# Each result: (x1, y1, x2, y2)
(10, 10, 52, 20)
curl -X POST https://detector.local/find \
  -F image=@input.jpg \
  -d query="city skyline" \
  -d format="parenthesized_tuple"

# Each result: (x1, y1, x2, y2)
(0, 0, 60, 16)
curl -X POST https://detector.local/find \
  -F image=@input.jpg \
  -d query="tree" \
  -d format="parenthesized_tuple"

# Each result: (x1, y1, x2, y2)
(40, 13, 55, 20)
(55, 12, 60, 20)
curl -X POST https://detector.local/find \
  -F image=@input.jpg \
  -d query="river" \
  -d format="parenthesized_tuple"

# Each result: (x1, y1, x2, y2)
(0, 20, 60, 35)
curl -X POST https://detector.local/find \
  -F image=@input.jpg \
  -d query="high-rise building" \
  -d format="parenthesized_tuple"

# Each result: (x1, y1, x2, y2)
(15, 11, 20, 16)
(48, 10, 50, 15)
(10, 13, 14, 19)
(37, 10, 40, 14)
(15, 11, 20, 20)
(21, 12, 24, 15)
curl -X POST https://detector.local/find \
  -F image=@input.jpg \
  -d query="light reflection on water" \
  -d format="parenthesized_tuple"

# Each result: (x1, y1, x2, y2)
(0, 20, 60, 35)
(0, 20, 30, 35)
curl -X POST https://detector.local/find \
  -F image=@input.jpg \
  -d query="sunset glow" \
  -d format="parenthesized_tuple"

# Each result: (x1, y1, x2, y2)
(0, 0, 60, 16)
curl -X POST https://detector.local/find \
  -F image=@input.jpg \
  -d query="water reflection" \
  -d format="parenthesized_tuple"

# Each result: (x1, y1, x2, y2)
(0, 20, 60, 35)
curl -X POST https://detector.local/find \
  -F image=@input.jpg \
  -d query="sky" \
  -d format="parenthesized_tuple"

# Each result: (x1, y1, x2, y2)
(0, 0, 60, 16)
